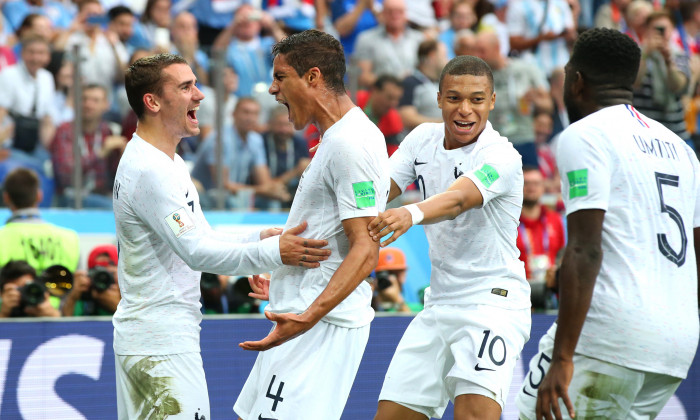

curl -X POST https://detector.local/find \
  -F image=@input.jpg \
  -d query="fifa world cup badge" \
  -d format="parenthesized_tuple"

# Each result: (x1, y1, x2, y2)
(173, 213, 184, 228)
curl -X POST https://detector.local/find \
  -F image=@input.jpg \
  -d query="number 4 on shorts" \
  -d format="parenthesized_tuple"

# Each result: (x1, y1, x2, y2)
(266, 375, 285, 411)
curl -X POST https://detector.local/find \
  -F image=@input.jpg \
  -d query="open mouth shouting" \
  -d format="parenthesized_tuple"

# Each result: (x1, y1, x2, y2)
(187, 106, 199, 125)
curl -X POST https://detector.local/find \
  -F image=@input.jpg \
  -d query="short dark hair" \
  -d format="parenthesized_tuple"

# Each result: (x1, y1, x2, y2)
(83, 83, 109, 97)
(233, 96, 260, 112)
(271, 29, 346, 94)
(373, 74, 403, 91)
(4, 168, 39, 209)
(418, 39, 439, 64)
(125, 53, 187, 119)
(569, 28, 640, 88)
(438, 55, 493, 93)
(522, 164, 541, 174)
(20, 34, 49, 51)
(0, 261, 36, 287)
(108, 5, 134, 21)
(645, 9, 673, 26)
(680, 1, 700, 23)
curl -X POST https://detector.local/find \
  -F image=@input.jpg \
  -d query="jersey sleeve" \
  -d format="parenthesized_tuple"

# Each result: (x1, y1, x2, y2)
(128, 168, 282, 276)
(463, 145, 522, 207)
(328, 139, 386, 221)
(555, 125, 612, 216)
(389, 125, 424, 191)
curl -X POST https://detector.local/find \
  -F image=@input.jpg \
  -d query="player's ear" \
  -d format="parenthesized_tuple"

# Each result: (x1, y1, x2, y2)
(572, 71, 585, 96)
(307, 67, 321, 86)
(143, 93, 160, 113)
(437, 91, 442, 109)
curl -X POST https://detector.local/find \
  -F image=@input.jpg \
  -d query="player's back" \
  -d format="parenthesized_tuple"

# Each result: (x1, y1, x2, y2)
(557, 104, 700, 379)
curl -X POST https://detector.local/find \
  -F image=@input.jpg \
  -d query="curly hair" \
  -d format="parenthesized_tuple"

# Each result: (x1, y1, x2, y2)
(569, 28, 641, 89)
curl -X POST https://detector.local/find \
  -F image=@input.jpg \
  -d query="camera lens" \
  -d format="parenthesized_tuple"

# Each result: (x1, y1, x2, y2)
(375, 271, 393, 291)
(89, 267, 115, 292)
(20, 282, 47, 306)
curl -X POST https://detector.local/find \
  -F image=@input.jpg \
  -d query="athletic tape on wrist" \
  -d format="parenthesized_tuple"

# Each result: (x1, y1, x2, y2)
(404, 204, 424, 225)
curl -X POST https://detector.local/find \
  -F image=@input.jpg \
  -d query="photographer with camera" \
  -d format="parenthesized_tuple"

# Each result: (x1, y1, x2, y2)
(62, 244, 121, 316)
(371, 248, 415, 313)
(633, 10, 693, 148)
(200, 272, 264, 314)
(0, 260, 60, 318)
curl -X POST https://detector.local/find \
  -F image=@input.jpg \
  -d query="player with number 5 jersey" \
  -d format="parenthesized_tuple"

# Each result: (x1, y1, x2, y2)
(517, 28, 700, 420)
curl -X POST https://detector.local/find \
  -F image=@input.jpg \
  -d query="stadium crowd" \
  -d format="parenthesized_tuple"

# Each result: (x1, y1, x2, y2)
(1, 0, 699, 314)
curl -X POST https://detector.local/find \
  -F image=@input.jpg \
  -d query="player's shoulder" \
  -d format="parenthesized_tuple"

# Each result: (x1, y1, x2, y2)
(405, 122, 444, 145)
(475, 123, 521, 162)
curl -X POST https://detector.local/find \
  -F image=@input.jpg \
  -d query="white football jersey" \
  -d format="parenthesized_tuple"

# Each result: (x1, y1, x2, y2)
(391, 122, 530, 310)
(112, 134, 283, 355)
(557, 104, 700, 378)
(267, 107, 391, 327)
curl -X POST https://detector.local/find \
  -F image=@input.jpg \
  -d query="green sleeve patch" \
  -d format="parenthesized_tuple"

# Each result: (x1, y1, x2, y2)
(352, 181, 376, 208)
(474, 164, 500, 188)
(567, 169, 589, 198)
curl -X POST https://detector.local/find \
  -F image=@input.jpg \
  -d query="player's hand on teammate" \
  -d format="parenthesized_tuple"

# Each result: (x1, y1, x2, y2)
(279, 221, 331, 268)
(535, 359, 575, 420)
(368, 208, 413, 247)
(248, 274, 270, 300)
(239, 311, 314, 351)
(260, 227, 283, 240)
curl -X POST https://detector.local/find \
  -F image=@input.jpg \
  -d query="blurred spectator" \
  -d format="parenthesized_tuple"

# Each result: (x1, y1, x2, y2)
(50, 84, 126, 208)
(353, 0, 425, 89)
(2, 0, 73, 32)
(330, 0, 380, 56)
(51, 59, 75, 125)
(62, 244, 120, 316)
(357, 74, 404, 155)
(0, 260, 60, 318)
(594, 0, 631, 32)
(548, 66, 569, 140)
(0, 168, 80, 272)
(478, 0, 510, 58)
(198, 63, 239, 139)
(515, 166, 565, 286)
(65, 0, 129, 94)
(475, 30, 552, 167)
(533, 109, 560, 194)
(0, 36, 55, 159)
(132, 0, 171, 50)
(371, 247, 420, 312)
(170, 11, 209, 86)
(264, 0, 317, 33)
(192, 97, 289, 209)
(506, 0, 577, 77)
(624, 0, 653, 44)
(0, 13, 17, 70)
(674, 2, 700, 55)
(452, 27, 477, 57)
(405, 0, 437, 30)
(439, 0, 477, 59)
(398, 39, 446, 132)
(200, 273, 263, 314)
(106, 5, 136, 57)
(213, 4, 285, 97)
(186, 0, 241, 50)
(257, 105, 310, 209)
(633, 10, 692, 148)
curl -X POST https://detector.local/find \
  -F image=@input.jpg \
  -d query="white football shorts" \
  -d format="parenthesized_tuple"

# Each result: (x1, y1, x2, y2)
(379, 304, 531, 418)
(234, 320, 370, 420)
(517, 323, 683, 420)
(115, 352, 210, 420)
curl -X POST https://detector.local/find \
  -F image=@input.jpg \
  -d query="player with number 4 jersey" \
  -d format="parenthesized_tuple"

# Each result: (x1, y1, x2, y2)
(517, 28, 700, 420)
(368, 56, 531, 420)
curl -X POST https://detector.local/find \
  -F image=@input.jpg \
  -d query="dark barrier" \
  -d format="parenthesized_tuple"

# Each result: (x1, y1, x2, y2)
(0, 314, 697, 419)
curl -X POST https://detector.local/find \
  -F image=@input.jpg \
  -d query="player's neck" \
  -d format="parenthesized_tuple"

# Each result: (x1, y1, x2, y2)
(135, 122, 179, 160)
(521, 203, 542, 219)
(589, 88, 634, 115)
(314, 94, 355, 136)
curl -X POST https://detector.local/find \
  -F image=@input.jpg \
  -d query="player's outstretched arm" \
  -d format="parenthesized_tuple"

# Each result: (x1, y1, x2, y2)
(536, 209, 604, 420)
(240, 216, 378, 351)
(369, 176, 483, 247)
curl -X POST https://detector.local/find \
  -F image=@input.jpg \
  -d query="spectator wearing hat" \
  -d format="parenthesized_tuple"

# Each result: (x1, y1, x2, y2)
(61, 244, 121, 316)
(372, 247, 421, 312)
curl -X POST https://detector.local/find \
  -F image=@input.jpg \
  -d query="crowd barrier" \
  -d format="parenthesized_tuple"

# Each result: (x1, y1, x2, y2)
(0, 314, 698, 419)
